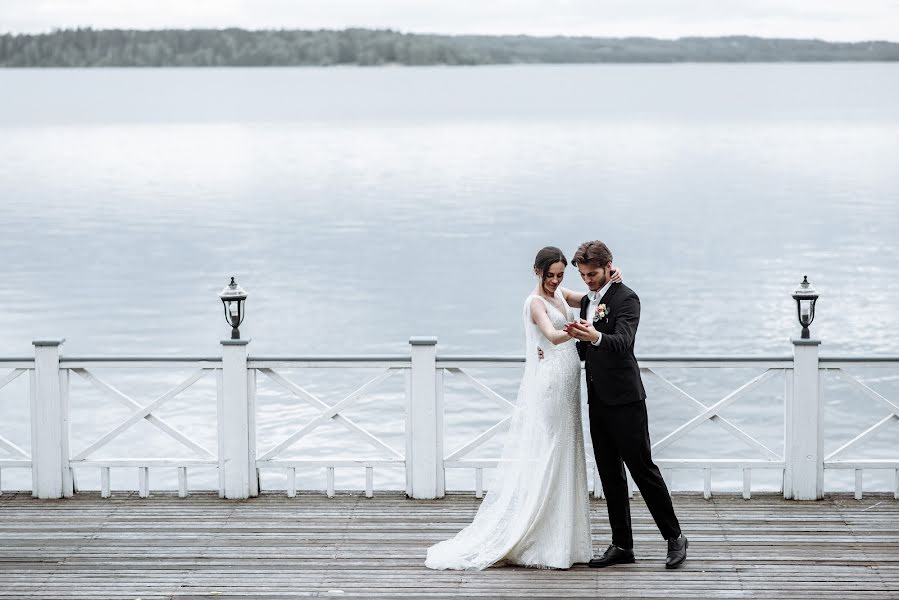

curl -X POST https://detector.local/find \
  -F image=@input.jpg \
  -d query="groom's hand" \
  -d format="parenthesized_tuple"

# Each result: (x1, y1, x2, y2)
(567, 319, 600, 344)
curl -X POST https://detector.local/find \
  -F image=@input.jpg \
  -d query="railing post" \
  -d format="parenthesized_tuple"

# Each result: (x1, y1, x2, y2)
(785, 338, 823, 500)
(407, 337, 443, 499)
(218, 339, 252, 499)
(31, 339, 73, 499)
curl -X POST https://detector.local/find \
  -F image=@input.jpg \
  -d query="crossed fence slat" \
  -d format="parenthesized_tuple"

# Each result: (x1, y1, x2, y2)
(834, 369, 899, 413)
(0, 369, 30, 459)
(445, 368, 515, 410)
(8, 347, 895, 497)
(71, 368, 215, 460)
(0, 368, 26, 391)
(652, 369, 779, 453)
(645, 368, 781, 460)
(824, 369, 899, 461)
(446, 367, 784, 464)
(0, 435, 29, 459)
(445, 416, 512, 462)
(443, 365, 786, 501)
(443, 368, 516, 462)
(257, 367, 403, 461)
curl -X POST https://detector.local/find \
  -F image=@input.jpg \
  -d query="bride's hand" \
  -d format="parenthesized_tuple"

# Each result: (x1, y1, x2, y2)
(610, 265, 623, 284)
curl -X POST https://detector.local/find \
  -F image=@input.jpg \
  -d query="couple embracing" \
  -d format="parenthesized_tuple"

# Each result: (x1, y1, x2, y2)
(425, 240, 688, 571)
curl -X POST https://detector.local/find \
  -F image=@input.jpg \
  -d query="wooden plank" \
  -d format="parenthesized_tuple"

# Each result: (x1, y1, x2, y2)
(0, 492, 897, 598)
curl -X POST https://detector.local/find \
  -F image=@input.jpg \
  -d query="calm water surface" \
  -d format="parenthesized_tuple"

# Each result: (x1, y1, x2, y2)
(1, 64, 897, 493)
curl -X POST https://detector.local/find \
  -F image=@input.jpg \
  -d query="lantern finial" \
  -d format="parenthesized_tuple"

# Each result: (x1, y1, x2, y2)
(219, 277, 248, 339)
(792, 276, 819, 339)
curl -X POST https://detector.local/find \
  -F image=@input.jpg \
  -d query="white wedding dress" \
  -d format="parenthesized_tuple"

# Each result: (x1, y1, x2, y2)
(425, 290, 593, 570)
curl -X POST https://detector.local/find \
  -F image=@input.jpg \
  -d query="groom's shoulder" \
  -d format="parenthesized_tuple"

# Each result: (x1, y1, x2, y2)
(616, 284, 640, 303)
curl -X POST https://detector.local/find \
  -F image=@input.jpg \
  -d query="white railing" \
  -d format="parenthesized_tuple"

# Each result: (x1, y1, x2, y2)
(0, 336, 896, 501)
(819, 357, 899, 500)
(63, 355, 221, 498)
(643, 357, 789, 500)
(250, 356, 409, 498)
(0, 358, 32, 487)
(436, 355, 791, 500)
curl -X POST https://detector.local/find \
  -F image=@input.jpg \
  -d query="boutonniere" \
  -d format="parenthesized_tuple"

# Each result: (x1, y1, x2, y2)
(594, 303, 609, 321)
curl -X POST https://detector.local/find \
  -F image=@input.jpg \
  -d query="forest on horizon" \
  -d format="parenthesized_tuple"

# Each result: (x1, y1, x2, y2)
(2, 28, 898, 67)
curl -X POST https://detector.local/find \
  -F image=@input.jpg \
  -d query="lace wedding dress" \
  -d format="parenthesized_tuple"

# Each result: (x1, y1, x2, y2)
(425, 290, 593, 570)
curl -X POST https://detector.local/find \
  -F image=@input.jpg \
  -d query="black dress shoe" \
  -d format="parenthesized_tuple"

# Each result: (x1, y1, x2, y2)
(588, 544, 635, 568)
(665, 534, 688, 569)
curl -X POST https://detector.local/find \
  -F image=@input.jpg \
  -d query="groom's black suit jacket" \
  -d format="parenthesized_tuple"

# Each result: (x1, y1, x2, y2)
(576, 283, 646, 406)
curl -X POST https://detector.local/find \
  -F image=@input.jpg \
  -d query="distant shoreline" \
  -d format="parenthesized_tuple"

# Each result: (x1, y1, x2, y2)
(2, 28, 898, 67)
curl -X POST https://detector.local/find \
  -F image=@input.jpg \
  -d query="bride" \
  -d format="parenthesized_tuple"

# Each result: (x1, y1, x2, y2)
(425, 246, 621, 570)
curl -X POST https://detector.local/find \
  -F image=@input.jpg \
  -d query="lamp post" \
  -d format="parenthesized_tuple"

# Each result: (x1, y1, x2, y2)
(219, 277, 247, 340)
(787, 275, 823, 500)
(792, 276, 819, 340)
(216, 277, 254, 499)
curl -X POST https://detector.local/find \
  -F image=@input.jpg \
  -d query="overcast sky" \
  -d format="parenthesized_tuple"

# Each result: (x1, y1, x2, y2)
(1, 0, 898, 41)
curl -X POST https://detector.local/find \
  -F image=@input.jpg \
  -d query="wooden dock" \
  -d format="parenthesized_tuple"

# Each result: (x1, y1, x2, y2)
(1, 491, 897, 599)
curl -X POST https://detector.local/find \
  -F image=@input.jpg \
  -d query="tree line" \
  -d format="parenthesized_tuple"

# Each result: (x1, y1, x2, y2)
(2, 28, 897, 67)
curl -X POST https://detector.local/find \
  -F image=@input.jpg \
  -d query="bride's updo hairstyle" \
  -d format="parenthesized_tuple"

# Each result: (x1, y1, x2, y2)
(534, 246, 568, 293)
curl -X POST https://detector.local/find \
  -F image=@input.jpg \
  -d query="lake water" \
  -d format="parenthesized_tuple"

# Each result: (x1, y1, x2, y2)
(1, 64, 898, 494)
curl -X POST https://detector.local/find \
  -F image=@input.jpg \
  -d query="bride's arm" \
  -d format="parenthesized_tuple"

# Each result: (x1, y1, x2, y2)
(561, 288, 587, 308)
(530, 298, 572, 346)
(560, 266, 624, 308)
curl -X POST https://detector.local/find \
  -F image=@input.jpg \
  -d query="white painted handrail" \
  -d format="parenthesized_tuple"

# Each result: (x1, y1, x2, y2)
(1, 336, 896, 500)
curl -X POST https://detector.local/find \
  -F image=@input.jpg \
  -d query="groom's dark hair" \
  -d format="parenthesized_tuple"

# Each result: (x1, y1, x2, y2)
(572, 240, 613, 267)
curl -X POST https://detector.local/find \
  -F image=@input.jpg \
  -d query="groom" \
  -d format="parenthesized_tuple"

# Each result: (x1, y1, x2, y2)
(565, 240, 688, 569)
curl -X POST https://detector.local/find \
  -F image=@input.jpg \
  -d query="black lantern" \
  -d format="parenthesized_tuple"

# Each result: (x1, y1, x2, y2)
(219, 277, 248, 339)
(792, 276, 819, 339)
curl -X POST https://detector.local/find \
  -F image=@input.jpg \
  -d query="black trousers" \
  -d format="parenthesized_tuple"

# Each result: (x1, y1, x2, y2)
(589, 400, 681, 549)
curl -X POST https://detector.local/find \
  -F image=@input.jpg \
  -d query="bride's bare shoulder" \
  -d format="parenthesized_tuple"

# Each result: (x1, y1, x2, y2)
(527, 294, 547, 310)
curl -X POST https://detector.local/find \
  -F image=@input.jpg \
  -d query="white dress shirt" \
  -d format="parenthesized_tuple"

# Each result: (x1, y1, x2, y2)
(587, 280, 614, 346)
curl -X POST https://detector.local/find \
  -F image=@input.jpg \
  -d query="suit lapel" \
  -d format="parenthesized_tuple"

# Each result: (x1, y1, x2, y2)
(598, 281, 619, 306)
(580, 294, 589, 320)
(591, 283, 620, 330)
